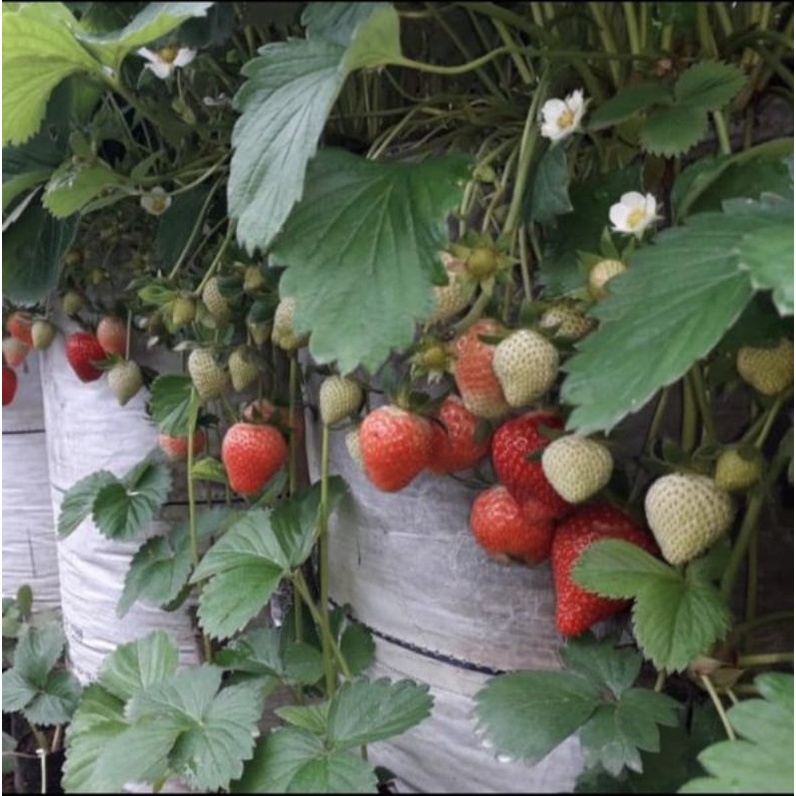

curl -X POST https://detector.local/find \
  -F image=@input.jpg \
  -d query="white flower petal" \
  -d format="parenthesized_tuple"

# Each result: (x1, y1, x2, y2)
(173, 48, 197, 67)
(609, 203, 629, 230)
(136, 47, 157, 63)
(540, 98, 567, 123)
(145, 60, 173, 79)
(566, 89, 584, 110)
(541, 121, 567, 141)
(644, 193, 658, 217)
(620, 191, 647, 209)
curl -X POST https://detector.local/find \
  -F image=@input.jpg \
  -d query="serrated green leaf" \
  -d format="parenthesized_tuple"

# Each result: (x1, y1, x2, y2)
(339, 621, 375, 677)
(276, 702, 331, 735)
(42, 159, 126, 218)
(92, 460, 172, 540)
(680, 674, 793, 793)
(235, 728, 377, 793)
(588, 81, 673, 131)
(57, 470, 117, 537)
(2, 201, 78, 303)
(2, 170, 50, 212)
(302, 2, 382, 46)
(9, 622, 65, 687)
(528, 145, 573, 224)
(639, 104, 708, 157)
(674, 62, 747, 111)
(562, 212, 757, 434)
(123, 667, 264, 791)
(2, 3, 102, 146)
(328, 678, 433, 749)
(76, 2, 213, 68)
(561, 634, 642, 699)
(97, 630, 179, 702)
(2, 670, 38, 713)
(229, 4, 404, 254)
(149, 374, 197, 435)
(475, 671, 601, 763)
(573, 540, 678, 599)
(62, 684, 128, 793)
(22, 669, 82, 726)
(274, 148, 470, 372)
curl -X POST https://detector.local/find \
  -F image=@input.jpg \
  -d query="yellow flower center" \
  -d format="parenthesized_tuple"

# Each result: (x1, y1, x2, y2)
(557, 108, 575, 130)
(158, 45, 180, 64)
(626, 208, 646, 229)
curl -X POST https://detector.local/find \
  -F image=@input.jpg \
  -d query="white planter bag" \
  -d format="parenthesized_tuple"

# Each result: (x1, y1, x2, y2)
(2, 354, 61, 613)
(304, 397, 583, 793)
(39, 318, 201, 684)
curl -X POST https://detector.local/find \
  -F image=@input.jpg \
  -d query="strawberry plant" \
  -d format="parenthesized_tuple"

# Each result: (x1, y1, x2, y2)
(2, 0, 794, 792)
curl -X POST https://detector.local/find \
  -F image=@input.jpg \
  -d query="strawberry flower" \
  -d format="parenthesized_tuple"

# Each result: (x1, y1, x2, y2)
(140, 186, 172, 216)
(539, 89, 589, 143)
(137, 45, 196, 79)
(609, 192, 659, 239)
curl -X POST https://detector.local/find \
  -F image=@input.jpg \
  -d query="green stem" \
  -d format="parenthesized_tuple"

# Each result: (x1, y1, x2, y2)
(319, 423, 334, 696)
(39, 748, 48, 795)
(518, 227, 533, 302)
(754, 392, 788, 449)
(745, 530, 758, 628)
(660, 22, 673, 53)
(453, 288, 492, 332)
(689, 364, 716, 445)
(714, 2, 735, 38)
(733, 611, 794, 638)
(653, 670, 667, 692)
(194, 224, 235, 295)
(395, 46, 512, 76)
(622, 3, 641, 57)
(588, 3, 621, 87)
(712, 111, 733, 155)
(737, 651, 794, 667)
(701, 674, 736, 740)
(681, 375, 698, 455)
(629, 386, 670, 504)
(288, 355, 300, 496)
(697, 3, 719, 58)
(720, 489, 765, 602)
(492, 18, 533, 84)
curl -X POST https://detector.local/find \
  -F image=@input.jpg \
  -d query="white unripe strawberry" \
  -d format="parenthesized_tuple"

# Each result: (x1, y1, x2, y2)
(588, 259, 627, 300)
(542, 436, 613, 503)
(644, 473, 734, 566)
(493, 329, 559, 407)
(188, 348, 229, 401)
(736, 338, 793, 396)
(319, 375, 362, 426)
(108, 360, 143, 406)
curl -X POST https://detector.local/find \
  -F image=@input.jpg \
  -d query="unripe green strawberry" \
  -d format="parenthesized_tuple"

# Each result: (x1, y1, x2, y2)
(248, 320, 272, 346)
(644, 473, 734, 566)
(202, 276, 231, 321)
(588, 259, 627, 300)
(346, 426, 364, 470)
(172, 295, 196, 327)
(429, 254, 475, 323)
(188, 348, 229, 401)
(320, 375, 362, 425)
(243, 266, 265, 292)
(466, 247, 499, 280)
(493, 329, 559, 407)
(272, 297, 308, 351)
(736, 338, 793, 396)
(62, 290, 84, 316)
(228, 346, 259, 392)
(31, 319, 57, 350)
(108, 360, 143, 406)
(539, 303, 596, 341)
(714, 447, 763, 492)
(542, 435, 613, 503)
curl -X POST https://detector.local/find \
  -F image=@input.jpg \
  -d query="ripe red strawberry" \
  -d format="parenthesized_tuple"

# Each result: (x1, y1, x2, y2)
(3, 366, 18, 406)
(551, 503, 658, 637)
(221, 422, 288, 496)
(6, 312, 34, 347)
(451, 318, 510, 419)
(359, 405, 433, 492)
(65, 332, 107, 382)
(470, 485, 554, 565)
(491, 411, 571, 521)
(96, 316, 128, 356)
(158, 429, 207, 461)
(428, 395, 491, 474)
(2, 337, 28, 369)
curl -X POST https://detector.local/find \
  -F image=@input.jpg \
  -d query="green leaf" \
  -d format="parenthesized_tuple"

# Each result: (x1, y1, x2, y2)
(57, 470, 117, 537)
(639, 104, 708, 158)
(302, 2, 382, 46)
(528, 145, 573, 224)
(2, 3, 102, 145)
(2, 201, 78, 303)
(2, 170, 51, 212)
(681, 673, 793, 793)
(674, 62, 747, 111)
(235, 729, 377, 793)
(339, 620, 376, 677)
(97, 630, 179, 702)
(155, 185, 212, 268)
(328, 678, 433, 749)
(42, 159, 126, 218)
(62, 684, 128, 793)
(229, 4, 404, 253)
(149, 374, 198, 435)
(588, 81, 673, 131)
(475, 671, 601, 763)
(580, 689, 680, 776)
(274, 148, 470, 372)
(561, 634, 642, 699)
(561, 212, 757, 434)
(9, 621, 65, 687)
(92, 460, 172, 540)
(124, 667, 264, 791)
(76, 2, 213, 68)
(191, 456, 229, 485)
(119, 509, 230, 616)
(276, 702, 332, 735)
(573, 541, 732, 671)
(22, 669, 82, 726)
